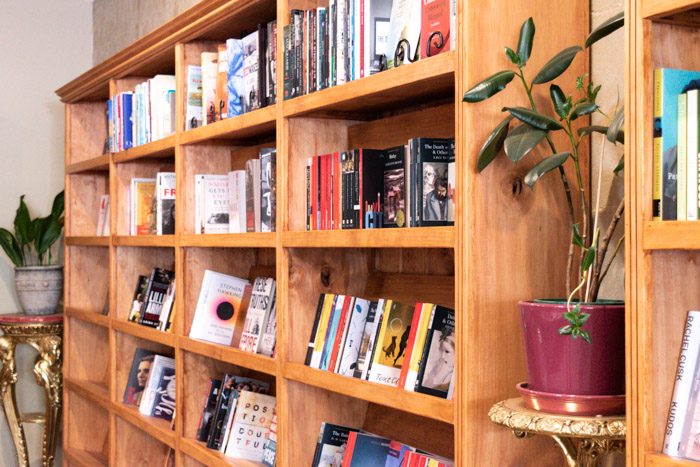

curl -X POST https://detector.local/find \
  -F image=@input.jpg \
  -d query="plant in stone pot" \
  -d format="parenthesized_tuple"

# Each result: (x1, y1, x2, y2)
(463, 14, 625, 413)
(0, 191, 65, 315)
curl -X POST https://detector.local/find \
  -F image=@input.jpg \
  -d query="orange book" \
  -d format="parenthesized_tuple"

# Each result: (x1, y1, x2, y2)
(421, 0, 451, 57)
(328, 296, 353, 372)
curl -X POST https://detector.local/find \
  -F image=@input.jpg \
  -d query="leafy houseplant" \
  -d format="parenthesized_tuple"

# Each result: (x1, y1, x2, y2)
(463, 14, 625, 401)
(0, 191, 65, 315)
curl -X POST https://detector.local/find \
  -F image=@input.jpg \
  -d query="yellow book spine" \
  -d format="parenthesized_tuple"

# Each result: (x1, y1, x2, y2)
(405, 303, 435, 390)
(310, 294, 336, 367)
(371, 300, 393, 367)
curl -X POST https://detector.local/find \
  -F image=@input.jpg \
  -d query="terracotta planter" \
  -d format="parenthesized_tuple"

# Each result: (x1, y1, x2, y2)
(519, 300, 625, 396)
(14, 265, 63, 315)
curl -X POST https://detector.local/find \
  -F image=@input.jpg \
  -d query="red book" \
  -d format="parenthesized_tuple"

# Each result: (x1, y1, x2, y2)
(329, 296, 354, 372)
(422, 0, 451, 57)
(397, 302, 423, 388)
(312, 155, 319, 230)
(332, 151, 341, 229)
(342, 431, 359, 466)
(325, 153, 332, 230)
(320, 154, 327, 230)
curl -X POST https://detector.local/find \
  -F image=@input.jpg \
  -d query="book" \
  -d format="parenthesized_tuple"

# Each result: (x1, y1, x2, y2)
(386, 0, 421, 67)
(341, 432, 392, 466)
(245, 159, 262, 232)
(128, 275, 150, 323)
(122, 348, 156, 405)
(259, 298, 277, 357)
(367, 300, 414, 386)
(96, 194, 109, 236)
(402, 303, 435, 391)
(262, 411, 277, 466)
(139, 267, 175, 328)
(359, 149, 386, 228)
(156, 172, 176, 235)
(149, 367, 176, 421)
(216, 44, 229, 120)
(189, 270, 251, 346)
(310, 422, 359, 467)
(421, 0, 451, 57)
(242, 29, 262, 112)
(202, 52, 219, 125)
(260, 148, 277, 232)
(415, 305, 455, 398)
(239, 277, 276, 354)
(138, 354, 175, 417)
(206, 374, 238, 450)
(385, 440, 413, 467)
(157, 278, 176, 332)
(226, 38, 244, 118)
(309, 294, 337, 368)
(361, 299, 385, 380)
(228, 170, 247, 233)
(185, 65, 203, 129)
(319, 295, 346, 370)
(353, 300, 380, 379)
(195, 174, 229, 234)
(664, 310, 700, 456)
(130, 178, 156, 235)
(383, 145, 407, 228)
(224, 391, 276, 461)
(337, 297, 371, 376)
(266, 20, 277, 105)
(687, 88, 700, 221)
(328, 296, 355, 371)
(412, 137, 454, 226)
(678, 93, 688, 221)
(196, 379, 223, 442)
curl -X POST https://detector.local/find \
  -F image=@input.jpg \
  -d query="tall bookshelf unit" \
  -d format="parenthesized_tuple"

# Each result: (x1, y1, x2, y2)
(627, 1, 700, 466)
(57, 0, 588, 465)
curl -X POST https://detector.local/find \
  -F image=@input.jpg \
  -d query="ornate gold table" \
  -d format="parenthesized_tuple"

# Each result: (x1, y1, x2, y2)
(0, 313, 63, 467)
(489, 398, 626, 467)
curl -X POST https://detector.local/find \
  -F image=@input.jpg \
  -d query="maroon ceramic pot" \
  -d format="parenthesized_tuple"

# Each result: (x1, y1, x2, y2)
(519, 300, 625, 396)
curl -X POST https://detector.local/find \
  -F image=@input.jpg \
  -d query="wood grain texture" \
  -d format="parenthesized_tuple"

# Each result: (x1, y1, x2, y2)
(67, 102, 108, 164)
(64, 319, 111, 389)
(282, 227, 455, 248)
(65, 246, 110, 312)
(67, 173, 109, 236)
(112, 135, 177, 163)
(114, 413, 174, 463)
(66, 155, 111, 174)
(646, 452, 700, 466)
(64, 389, 110, 461)
(642, 0, 700, 20)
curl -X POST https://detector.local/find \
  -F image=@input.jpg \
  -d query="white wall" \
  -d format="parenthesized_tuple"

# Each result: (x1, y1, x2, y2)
(0, 1, 93, 465)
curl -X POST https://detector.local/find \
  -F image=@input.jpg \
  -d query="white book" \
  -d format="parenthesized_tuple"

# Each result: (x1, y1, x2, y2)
(156, 172, 176, 235)
(679, 94, 688, 221)
(663, 310, 700, 456)
(228, 170, 247, 233)
(223, 391, 276, 461)
(239, 277, 276, 354)
(332, 297, 356, 372)
(158, 279, 176, 332)
(102, 198, 111, 236)
(258, 299, 277, 357)
(185, 65, 203, 130)
(195, 174, 229, 234)
(149, 75, 176, 141)
(195, 175, 204, 234)
(201, 52, 218, 126)
(138, 355, 175, 416)
(361, 298, 384, 380)
(337, 298, 370, 376)
(336, 0, 347, 85)
(245, 159, 261, 232)
(688, 90, 699, 221)
(242, 30, 260, 112)
(96, 194, 109, 236)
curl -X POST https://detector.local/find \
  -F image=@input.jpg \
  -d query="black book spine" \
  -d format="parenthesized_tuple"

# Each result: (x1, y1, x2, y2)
(258, 23, 267, 108)
(283, 25, 291, 100)
(353, 149, 360, 228)
(305, 294, 326, 365)
(206, 378, 233, 449)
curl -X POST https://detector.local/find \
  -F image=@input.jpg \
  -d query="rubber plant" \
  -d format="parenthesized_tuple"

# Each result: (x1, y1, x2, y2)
(0, 191, 65, 267)
(463, 13, 624, 342)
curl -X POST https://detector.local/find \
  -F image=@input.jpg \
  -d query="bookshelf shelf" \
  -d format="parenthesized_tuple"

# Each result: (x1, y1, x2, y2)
(112, 235, 177, 247)
(113, 402, 177, 448)
(178, 336, 277, 375)
(643, 221, 700, 250)
(180, 438, 265, 467)
(179, 232, 277, 248)
(112, 134, 177, 163)
(282, 52, 456, 118)
(65, 307, 110, 328)
(180, 105, 277, 145)
(111, 319, 177, 347)
(646, 453, 700, 466)
(283, 363, 454, 424)
(64, 377, 111, 409)
(66, 155, 111, 174)
(63, 447, 109, 467)
(65, 236, 110, 247)
(281, 227, 455, 249)
(641, 0, 700, 21)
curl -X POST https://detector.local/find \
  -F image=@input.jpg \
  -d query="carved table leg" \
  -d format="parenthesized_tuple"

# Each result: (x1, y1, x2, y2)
(577, 438, 626, 467)
(0, 335, 29, 467)
(32, 335, 62, 467)
(550, 435, 578, 467)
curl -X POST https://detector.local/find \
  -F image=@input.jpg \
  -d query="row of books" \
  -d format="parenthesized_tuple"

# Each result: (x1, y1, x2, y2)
(284, 0, 455, 99)
(312, 421, 453, 466)
(123, 349, 176, 422)
(306, 137, 455, 230)
(96, 194, 110, 236)
(189, 271, 277, 357)
(186, 20, 276, 129)
(195, 148, 276, 234)
(108, 75, 176, 152)
(128, 172, 176, 235)
(195, 374, 276, 463)
(128, 267, 176, 332)
(306, 294, 455, 399)
(653, 67, 700, 221)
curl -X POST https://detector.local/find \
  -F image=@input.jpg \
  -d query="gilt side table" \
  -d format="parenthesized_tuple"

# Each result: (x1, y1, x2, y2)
(0, 313, 63, 467)
(489, 398, 626, 467)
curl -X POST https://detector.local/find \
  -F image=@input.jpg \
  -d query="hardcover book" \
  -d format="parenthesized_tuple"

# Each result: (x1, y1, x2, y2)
(189, 270, 251, 346)
(341, 432, 392, 466)
(243, 30, 262, 112)
(122, 348, 157, 405)
(196, 379, 223, 442)
(156, 172, 176, 235)
(195, 174, 229, 234)
(421, 0, 451, 57)
(228, 170, 247, 233)
(311, 422, 359, 467)
(415, 305, 455, 398)
(138, 354, 175, 417)
(367, 300, 414, 386)
(201, 52, 219, 125)
(239, 277, 276, 354)
(383, 145, 407, 228)
(224, 391, 276, 461)
(139, 267, 175, 328)
(245, 159, 262, 232)
(130, 178, 156, 235)
(260, 148, 277, 232)
(185, 65, 203, 129)
(226, 38, 244, 117)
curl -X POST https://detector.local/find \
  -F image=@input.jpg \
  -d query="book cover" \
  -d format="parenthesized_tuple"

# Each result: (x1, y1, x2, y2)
(687, 88, 700, 220)
(421, 0, 450, 57)
(310, 294, 337, 368)
(156, 172, 176, 235)
(311, 422, 359, 467)
(413, 137, 454, 226)
(341, 151, 359, 229)
(353, 300, 379, 379)
(131, 178, 156, 235)
(228, 170, 247, 233)
(337, 297, 371, 376)
(342, 432, 392, 466)
(196, 380, 223, 441)
(320, 295, 345, 371)
(189, 270, 251, 346)
(227, 38, 244, 118)
(96, 194, 109, 236)
(386, 0, 421, 67)
(202, 52, 219, 125)
(328, 296, 355, 372)
(206, 374, 238, 450)
(128, 274, 150, 323)
(362, 299, 385, 380)
(383, 145, 407, 228)
(385, 440, 413, 467)
(150, 367, 176, 421)
(185, 65, 203, 129)
(260, 148, 277, 232)
(122, 348, 157, 405)
(197, 174, 229, 234)
(266, 20, 277, 105)
(305, 294, 327, 365)
(359, 149, 386, 228)
(216, 44, 229, 120)
(368, 300, 414, 386)
(397, 302, 426, 389)
(138, 354, 175, 416)
(239, 277, 276, 354)
(259, 298, 277, 357)
(678, 93, 688, 221)
(245, 159, 261, 232)
(243, 30, 261, 112)
(447, 157, 455, 223)
(224, 391, 276, 461)
(158, 278, 176, 332)
(402, 303, 435, 391)
(139, 267, 175, 328)
(415, 305, 455, 398)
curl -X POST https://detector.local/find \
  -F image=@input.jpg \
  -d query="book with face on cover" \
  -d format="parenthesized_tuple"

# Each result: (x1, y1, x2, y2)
(123, 348, 157, 405)
(138, 354, 175, 417)
(189, 270, 251, 346)
(415, 305, 455, 398)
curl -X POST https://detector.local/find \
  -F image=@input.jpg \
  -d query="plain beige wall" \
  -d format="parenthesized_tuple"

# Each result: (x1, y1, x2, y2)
(0, 1, 93, 465)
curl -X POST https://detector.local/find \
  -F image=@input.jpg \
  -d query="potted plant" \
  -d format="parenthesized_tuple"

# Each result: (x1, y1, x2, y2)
(0, 191, 65, 315)
(463, 14, 625, 409)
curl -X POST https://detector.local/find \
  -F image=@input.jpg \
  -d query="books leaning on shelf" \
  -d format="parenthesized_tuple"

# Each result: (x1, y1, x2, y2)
(283, 0, 456, 100)
(194, 148, 277, 234)
(311, 422, 454, 467)
(305, 137, 455, 230)
(305, 293, 455, 399)
(127, 173, 176, 235)
(194, 374, 275, 463)
(123, 349, 176, 423)
(96, 194, 110, 236)
(127, 267, 176, 332)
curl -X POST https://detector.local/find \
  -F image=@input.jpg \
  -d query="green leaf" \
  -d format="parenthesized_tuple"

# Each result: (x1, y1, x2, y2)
(579, 313, 591, 325)
(550, 85, 568, 119)
(524, 152, 570, 187)
(0, 228, 23, 266)
(582, 247, 596, 271)
(581, 331, 592, 344)
(532, 46, 582, 84)
(51, 191, 65, 221)
(558, 325, 573, 335)
(504, 47, 520, 65)
(589, 83, 602, 101)
(517, 17, 535, 66)
(35, 217, 62, 263)
(463, 71, 516, 103)
(614, 155, 624, 174)
(477, 116, 513, 172)
(570, 102, 599, 120)
(572, 224, 584, 247)
(503, 125, 547, 163)
(577, 125, 625, 144)
(586, 11, 624, 48)
(607, 106, 624, 144)
(14, 195, 32, 246)
(502, 106, 564, 131)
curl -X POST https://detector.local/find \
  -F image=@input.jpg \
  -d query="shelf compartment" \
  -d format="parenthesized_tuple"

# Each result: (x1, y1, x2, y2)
(66, 172, 110, 236)
(64, 389, 110, 463)
(283, 52, 455, 118)
(113, 235, 177, 247)
(180, 106, 277, 145)
(180, 438, 265, 467)
(66, 154, 110, 174)
(64, 377, 111, 410)
(65, 245, 109, 313)
(64, 447, 109, 467)
(642, 1, 700, 25)
(66, 102, 108, 165)
(644, 221, 700, 250)
(646, 452, 700, 466)
(284, 363, 452, 423)
(65, 307, 110, 328)
(113, 134, 176, 163)
(65, 236, 110, 247)
(180, 232, 277, 248)
(114, 406, 176, 455)
(112, 319, 177, 347)
(65, 319, 110, 390)
(179, 336, 277, 376)
(282, 227, 454, 248)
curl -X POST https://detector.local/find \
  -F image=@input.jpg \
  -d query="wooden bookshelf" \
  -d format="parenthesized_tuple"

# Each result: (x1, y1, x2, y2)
(58, 0, 588, 465)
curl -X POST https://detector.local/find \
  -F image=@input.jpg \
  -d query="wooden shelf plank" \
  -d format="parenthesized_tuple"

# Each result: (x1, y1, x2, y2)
(65, 307, 110, 328)
(112, 134, 176, 163)
(111, 319, 176, 347)
(283, 52, 455, 118)
(180, 106, 277, 145)
(180, 437, 265, 467)
(65, 377, 111, 409)
(283, 363, 454, 424)
(112, 235, 176, 247)
(643, 221, 700, 250)
(282, 227, 454, 249)
(642, 0, 700, 22)
(646, 452, 700, 466)
(66, 155, 111, 174)
(179, 336, 277, 376)
(113, 402, 176, 448)
(66, 236, 110, 247)
(180, 232, 277, 248)
(63, 447, 108, 467)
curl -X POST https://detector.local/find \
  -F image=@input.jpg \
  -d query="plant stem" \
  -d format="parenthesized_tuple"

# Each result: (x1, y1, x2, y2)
(589, 198, 625, 300)
(566, 120, 588, 298)
(598, 235, 624, 287)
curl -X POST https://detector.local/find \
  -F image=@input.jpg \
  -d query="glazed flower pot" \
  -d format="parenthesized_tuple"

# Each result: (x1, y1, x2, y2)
(519, 300, 625, 396)
(14, 265, 63, 315)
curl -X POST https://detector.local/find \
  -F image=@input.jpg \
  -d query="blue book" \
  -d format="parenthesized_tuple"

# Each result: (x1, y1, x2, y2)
(227, 38, 244, 117)
(121, 92, 134, 150)
(345, 432, 391, 466)
(106, 99, 113, 152)
(319, 295, 343, 370)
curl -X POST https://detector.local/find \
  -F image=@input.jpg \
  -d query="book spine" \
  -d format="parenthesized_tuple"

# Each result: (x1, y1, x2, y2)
(283, 25, 291, 100)
(329, 297, 353, 372)
(362, 299, 385, 380)
(306, 158, 312, 231)
(653, 69, 662, 220)
(305, 294, 326, 365)
(688, 90, 699, 220)
(679, 93, 688, 221)
(397, 303, 424, 389)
